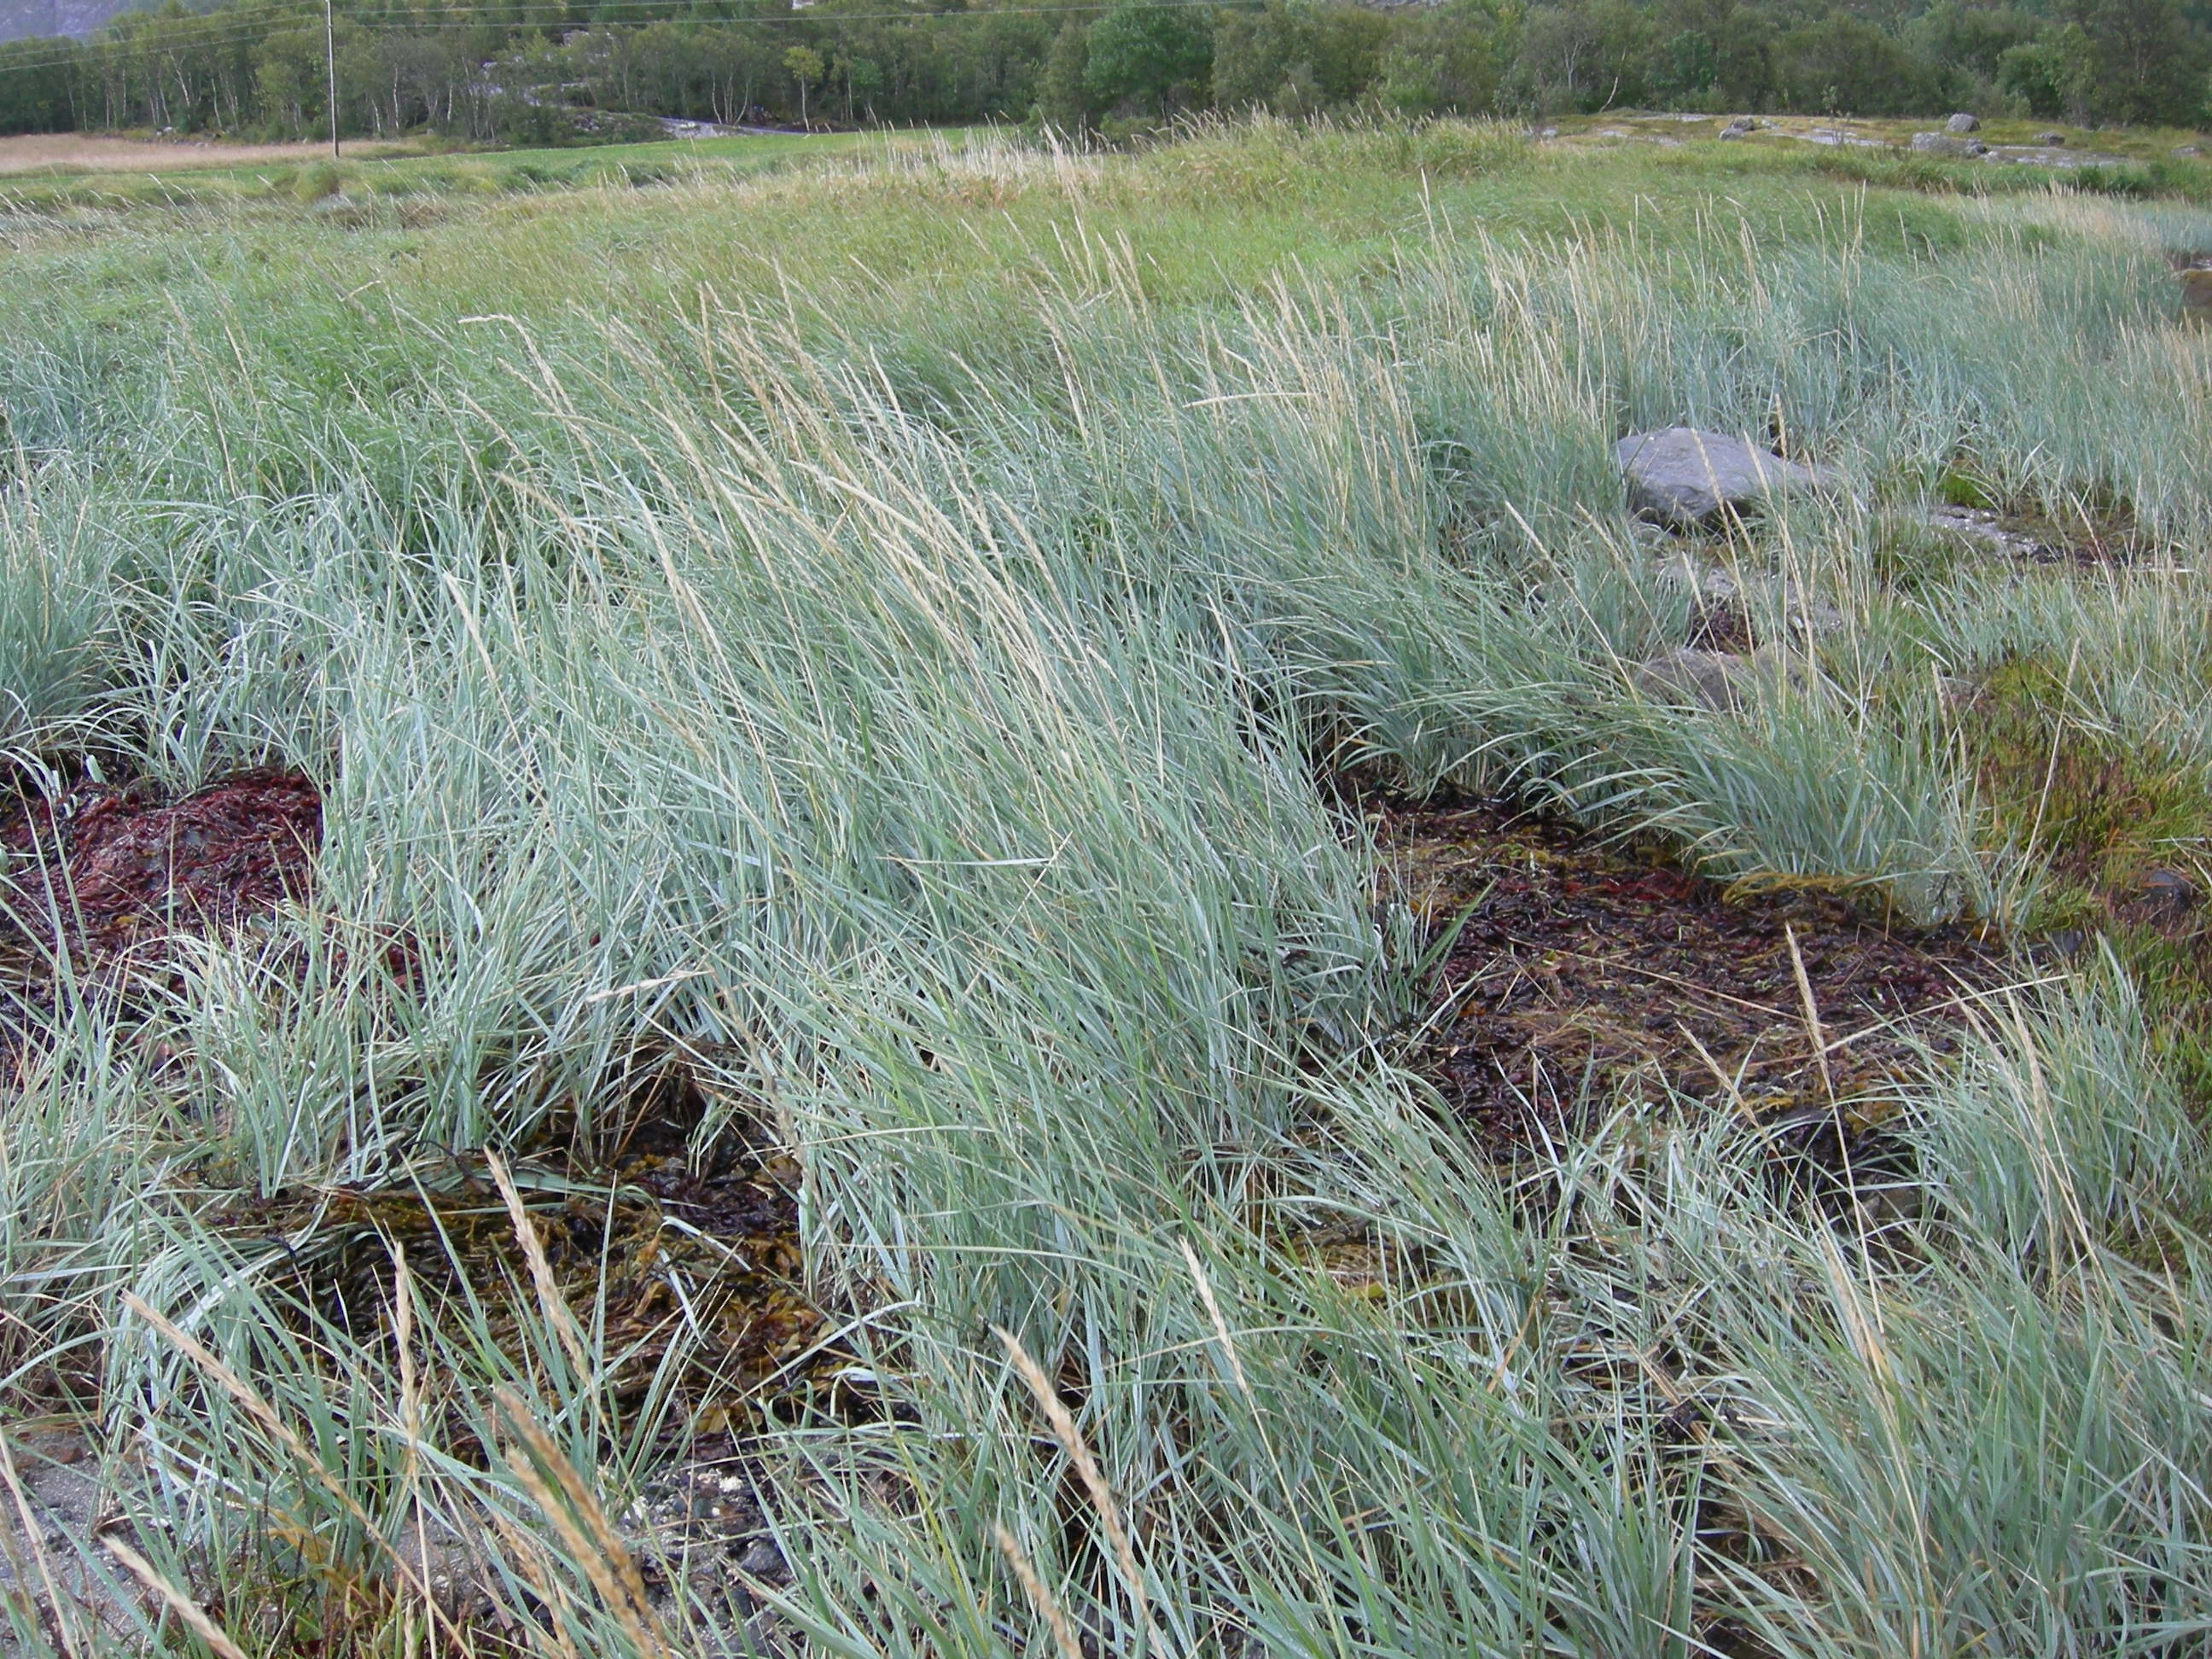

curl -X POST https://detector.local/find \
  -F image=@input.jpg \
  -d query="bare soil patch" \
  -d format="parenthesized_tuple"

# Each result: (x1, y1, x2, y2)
(1378, 797, 2004, 1145)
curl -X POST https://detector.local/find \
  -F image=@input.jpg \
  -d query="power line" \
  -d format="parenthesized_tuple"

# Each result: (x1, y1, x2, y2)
(0, 22, 336, 74)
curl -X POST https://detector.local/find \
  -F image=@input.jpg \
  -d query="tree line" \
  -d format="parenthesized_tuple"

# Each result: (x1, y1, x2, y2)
(0, 0, 2205, 145)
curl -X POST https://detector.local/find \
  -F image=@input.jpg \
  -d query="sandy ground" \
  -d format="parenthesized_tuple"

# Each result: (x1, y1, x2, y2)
(0, 131, 413, 175)
(0, 1427, 144, 1656)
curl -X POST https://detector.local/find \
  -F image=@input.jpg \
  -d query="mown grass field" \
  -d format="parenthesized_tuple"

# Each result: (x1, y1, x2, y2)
(2, 119, 2211, 1658)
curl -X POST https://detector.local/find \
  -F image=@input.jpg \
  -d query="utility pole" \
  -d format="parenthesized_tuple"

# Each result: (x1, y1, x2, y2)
(323, 0, 340, 160)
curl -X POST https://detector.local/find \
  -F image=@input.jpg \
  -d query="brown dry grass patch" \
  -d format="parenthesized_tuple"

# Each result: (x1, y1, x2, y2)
(0, 132, 416, 175)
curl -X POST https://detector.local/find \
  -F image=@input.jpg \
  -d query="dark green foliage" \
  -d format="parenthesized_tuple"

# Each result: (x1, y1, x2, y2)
(1997, 22, 2098, 119)
(1083, 0, 1215, 115)
(1905, 3, 2040, 106)
(2072, 0, 2209, 125)
(0, 33, 75, 133)
(1377, 0, 1516, 115)
(1038, 17, 1096, 131)
(1776, 14, 1930, 115)
(0, 0, 2209, 141)
(1214, 0, 1389, 114)
(1512, 0, 1652, 111)
(1648, 29, 1717, 103)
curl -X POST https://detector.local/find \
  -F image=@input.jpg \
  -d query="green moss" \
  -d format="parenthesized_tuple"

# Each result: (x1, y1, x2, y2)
(1968, 653, 2212, 1104)
(1939, 468, 2000, 510)
(1973, 655, 2212, 890)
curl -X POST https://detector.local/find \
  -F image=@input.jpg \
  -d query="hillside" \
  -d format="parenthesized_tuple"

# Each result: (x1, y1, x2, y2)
(0, 0, 133, 44)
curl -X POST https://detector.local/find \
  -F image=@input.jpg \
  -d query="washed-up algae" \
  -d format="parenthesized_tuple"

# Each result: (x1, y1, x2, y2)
(206, 1130, 835, 1429)
(0, 767, 323, 1042)
(0, 768, 323, 952)
(0, 765, 837, 1426)
(1375, 795, 2006, 1145)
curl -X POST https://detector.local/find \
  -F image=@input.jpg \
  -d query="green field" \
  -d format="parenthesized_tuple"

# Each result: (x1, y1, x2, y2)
(3, 119, 2212, 1658)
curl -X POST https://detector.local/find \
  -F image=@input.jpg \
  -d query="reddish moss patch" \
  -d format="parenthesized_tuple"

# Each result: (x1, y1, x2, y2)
(1377, 798, 2002, 1144)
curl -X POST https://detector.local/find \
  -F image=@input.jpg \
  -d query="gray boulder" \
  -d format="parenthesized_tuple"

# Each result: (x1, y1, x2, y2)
(1946, 111, 1979, 133)
(2035, 131, 2066, 145)
(2182, 268, 2212, 323)
(1615, 428, 1825, 527)
(2175, 144, 2205, 158)
(1911, 131, 1988, 157)
(1718, 117, 1755, 139)
(1633, 648, 1746, 710)
(1631, 645, 1809, 712)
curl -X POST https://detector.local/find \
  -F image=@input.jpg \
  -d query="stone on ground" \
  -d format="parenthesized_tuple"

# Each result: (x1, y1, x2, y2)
(1633, 644, 1812, 712)
(1911, 131, 1988, 157)
(1945, 112, 1979, 133)
(1633, 647, 1745, 710)
(1615, 427, 1824, 527)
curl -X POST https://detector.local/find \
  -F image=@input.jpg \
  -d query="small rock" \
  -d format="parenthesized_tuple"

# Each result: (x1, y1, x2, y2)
(1911, 132, 1988, 157)
(1632, 645, 1809, 711)
(2181, 268, 2212, 323)
(1651, 549, 1842, 635)
(1922, 504, 2058, 561)
(2035, 131, 2066, 146)
(1615, 427, 1825, 528)
(1946, 112, 1979, 133)
(736, 1538, 787, 1578)
(1651, 548, 1741, 605)
(1785, 591, 1847, 637)
(1719, 117, 1755, 140)
(2141, 869, 2197, 912)
(2174, 144, 2203, 158)
(1633, 647, 1748, 710)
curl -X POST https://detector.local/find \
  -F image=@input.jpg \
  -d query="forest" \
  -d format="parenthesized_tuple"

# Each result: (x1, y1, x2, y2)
(0, 0, 2205, 144)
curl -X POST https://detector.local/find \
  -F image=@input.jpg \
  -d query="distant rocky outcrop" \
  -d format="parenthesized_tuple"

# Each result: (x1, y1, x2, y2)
(0, 0, 139, 42)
